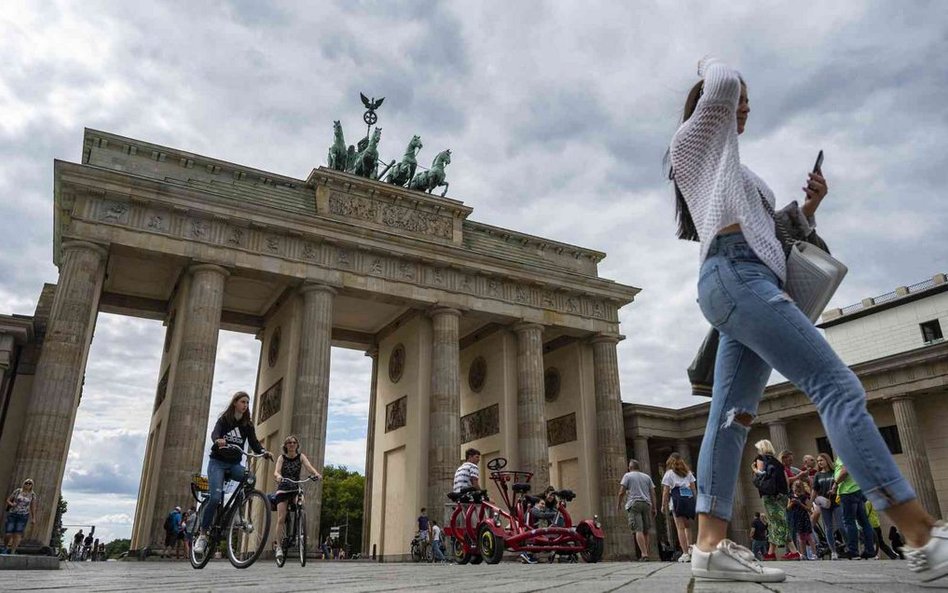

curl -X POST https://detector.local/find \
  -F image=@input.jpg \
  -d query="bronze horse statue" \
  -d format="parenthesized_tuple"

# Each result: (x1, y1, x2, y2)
(347, 127, 382, 179)
(384, 135, 423, 187)
(409, 149, 451, 197)
(327, 120, 348, 171)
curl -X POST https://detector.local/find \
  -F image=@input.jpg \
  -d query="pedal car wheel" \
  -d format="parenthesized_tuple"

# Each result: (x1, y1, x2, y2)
(452, 537, 471, 565)
(580, 534, 604, 563)
(470, 553, 484, 565)
(478, 524, 505, 564)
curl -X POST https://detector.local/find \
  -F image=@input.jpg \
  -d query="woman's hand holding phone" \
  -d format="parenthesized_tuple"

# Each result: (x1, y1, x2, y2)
(801, 150, 828, 218)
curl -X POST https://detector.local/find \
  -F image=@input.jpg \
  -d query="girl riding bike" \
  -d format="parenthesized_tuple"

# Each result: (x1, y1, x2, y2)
(193, 391, 272, 556)
(272, 435, 321, 561)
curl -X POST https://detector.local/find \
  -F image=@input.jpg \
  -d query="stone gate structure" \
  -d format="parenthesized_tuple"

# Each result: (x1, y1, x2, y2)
(1, 129, 639, 559)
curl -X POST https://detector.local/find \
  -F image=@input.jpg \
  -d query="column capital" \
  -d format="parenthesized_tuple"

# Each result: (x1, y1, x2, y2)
(588, 333, 622, 346)
(768, 419, 787, 426)
(61, 240, 109, 260)
(188, 263, 230, 278)
(427, 304, 462, 319)
(299, 282, 337, 296)
(511, 321, 545, 335)
(887, 394, 913, 403)
(365, 346, 379, 359)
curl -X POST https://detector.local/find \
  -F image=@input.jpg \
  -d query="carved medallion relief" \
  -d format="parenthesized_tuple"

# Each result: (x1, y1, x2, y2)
(268, 326, 281, 368)
(388, 343, 405, 384)
(468, 356, 487, 393)
(544, 367, 561, 402)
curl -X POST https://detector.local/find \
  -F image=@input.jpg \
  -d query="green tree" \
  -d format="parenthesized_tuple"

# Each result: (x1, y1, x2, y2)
(50, 497, 67, 549)
(104, 538, 130, 559)
(318, 465, 364, 555)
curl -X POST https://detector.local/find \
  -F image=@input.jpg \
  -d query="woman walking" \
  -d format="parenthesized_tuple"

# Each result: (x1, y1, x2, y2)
(3, 478, 37, 555)
(661, 453, 697, 562)
(752, 440, 799, 561)
(668, 56, 947, 584)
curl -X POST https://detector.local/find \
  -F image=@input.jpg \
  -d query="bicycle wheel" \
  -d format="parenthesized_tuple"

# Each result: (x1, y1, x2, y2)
(226, 489, 271, 569)
(189, 503, 215, 569)
(298, 509, 307, 567)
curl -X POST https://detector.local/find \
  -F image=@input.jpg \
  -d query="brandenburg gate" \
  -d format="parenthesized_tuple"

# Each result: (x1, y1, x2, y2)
(4, 128, 639, 559)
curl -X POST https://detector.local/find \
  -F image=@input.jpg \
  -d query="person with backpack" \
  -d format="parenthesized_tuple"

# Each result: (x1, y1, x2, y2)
(661, 452, 697, 563)
(163, 506, 182, 559)
(752, 440, 800, 561)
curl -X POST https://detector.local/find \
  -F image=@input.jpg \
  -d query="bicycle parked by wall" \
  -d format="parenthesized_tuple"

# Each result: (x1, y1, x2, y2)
(188, 446, 271, 569)
(273, 475, 319, 568)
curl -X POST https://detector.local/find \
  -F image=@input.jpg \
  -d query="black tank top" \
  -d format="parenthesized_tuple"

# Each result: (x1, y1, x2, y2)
(281, 454, 302, 482)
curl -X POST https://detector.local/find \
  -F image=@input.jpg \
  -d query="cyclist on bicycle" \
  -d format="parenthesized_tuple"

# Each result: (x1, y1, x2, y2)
(272, 435, 321, 560)
(194, 391, 272, 556)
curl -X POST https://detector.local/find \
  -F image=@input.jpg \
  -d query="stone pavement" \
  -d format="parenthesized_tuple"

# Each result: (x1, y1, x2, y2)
(0, 559, 937, 593)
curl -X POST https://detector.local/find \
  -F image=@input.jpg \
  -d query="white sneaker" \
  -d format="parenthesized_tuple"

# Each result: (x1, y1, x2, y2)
(904, 522, 948, 588)
(691, 539, 786, 583)
(193, 535, 207, 556)
(276, 545, 284, 560)
(678, 547, 692, 563)
(831, 551, 839, 560)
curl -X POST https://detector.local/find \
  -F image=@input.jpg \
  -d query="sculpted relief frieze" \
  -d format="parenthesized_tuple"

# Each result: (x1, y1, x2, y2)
(328, 191, 453, 240)
(85, 196, 618, 323)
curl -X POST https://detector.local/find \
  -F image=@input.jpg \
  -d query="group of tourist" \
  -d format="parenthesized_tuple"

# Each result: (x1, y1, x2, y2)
(161, 505, 197, 560)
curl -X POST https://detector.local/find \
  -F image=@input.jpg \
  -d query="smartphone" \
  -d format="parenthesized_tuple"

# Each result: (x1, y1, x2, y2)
(812, 150, 824, 174)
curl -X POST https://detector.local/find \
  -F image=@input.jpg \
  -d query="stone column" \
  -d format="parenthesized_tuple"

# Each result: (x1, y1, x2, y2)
(427, 306, 461, 524)
(293, 283, 335, 548)
(590, 334, 633, 560)
(676, 439, 692, 467)
(768, 420, 791, 456)
(512, 322, 550, 488)
(150, 263, 228, 545)
(631, 435, 659, 558)
(729, 470, 751, 546)
(892, 396, 942, 519)
(361, 347, 379, 557)
(11, 241, 107, 546)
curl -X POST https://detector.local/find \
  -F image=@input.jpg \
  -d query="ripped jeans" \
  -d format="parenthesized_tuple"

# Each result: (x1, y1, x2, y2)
(694, 232, 915, 521)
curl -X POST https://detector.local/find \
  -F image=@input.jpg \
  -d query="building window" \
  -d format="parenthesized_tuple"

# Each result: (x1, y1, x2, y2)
(921, 320, 944, 344)
(815, 436, 834, 459)
(878, 425, 903, 455)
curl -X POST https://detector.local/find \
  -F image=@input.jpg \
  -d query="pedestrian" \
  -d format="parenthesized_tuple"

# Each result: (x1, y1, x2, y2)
(812, 453, 840, 559)
(184, 507, 197, 557)
(431, 520, 446, 563)
(789, 481, 817, 560)
(163, 506, 182, 559)
(661, 452, 696, 563)
(618, 459, 657, 561)
(749, 512, 769, 560)
(834, 458, 877, 560)
(866, 501, 899, 559)
(751, 440, 800, 561)
(780, 451, 804, 550)
(3, 478, 36, 555)
(890, 526, 906, 560)
(416, 508, 431, 561)
(667, 55, 947, 584)
(71, 529, 84, 561)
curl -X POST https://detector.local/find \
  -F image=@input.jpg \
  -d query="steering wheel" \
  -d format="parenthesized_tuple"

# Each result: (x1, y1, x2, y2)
(486, 457, 508, 471)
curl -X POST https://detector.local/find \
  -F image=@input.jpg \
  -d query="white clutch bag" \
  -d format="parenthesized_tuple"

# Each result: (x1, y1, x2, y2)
(785, 241, 848, 323)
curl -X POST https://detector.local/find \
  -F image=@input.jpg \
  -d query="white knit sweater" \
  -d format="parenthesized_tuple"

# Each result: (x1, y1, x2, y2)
(670, 58, 814, 283)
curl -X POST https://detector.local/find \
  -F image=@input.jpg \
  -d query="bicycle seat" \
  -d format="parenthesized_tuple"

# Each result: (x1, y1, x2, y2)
(555, 489, 576, 502)
(513, 482, 531, 494)
(446, 492, 462, 502)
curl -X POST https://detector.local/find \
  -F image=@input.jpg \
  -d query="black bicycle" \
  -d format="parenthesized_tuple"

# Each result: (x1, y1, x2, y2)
(189, 446, 272, 569)
(273, 475, 319, 567)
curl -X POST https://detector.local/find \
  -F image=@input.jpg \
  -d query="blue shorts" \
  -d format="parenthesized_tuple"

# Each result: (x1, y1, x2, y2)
(4, 512, 28, 534)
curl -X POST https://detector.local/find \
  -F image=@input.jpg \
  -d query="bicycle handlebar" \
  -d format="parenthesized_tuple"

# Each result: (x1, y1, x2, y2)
(280, 475, 320, 484)
(221, 444, 271, 459)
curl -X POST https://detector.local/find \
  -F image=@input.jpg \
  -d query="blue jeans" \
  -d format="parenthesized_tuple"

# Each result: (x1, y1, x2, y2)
(751, 539, 768, 559)
(841, 491, 876, 557)
(695, 233, 916, 521)
(820, 505, 841, 549)
(432, 539, 445, 561)
(200, 457, 246, 531)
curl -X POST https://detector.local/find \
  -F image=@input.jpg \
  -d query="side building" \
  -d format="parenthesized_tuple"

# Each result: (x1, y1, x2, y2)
(624, 273, 948, 551)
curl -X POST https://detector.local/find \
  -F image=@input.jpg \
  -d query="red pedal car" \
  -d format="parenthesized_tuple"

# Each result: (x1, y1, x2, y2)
(445, 457, 604, 564)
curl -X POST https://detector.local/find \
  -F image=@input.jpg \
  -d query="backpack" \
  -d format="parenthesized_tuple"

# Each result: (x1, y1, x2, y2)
(163, 513, 173, 532)
(753, 455, 787, 496)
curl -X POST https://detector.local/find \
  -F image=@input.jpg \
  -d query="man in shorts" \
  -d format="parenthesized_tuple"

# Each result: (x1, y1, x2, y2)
(617, 459, 656, 561)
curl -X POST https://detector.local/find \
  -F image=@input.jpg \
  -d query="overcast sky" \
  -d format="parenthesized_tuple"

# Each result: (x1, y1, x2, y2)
(2, 1, 946, 543)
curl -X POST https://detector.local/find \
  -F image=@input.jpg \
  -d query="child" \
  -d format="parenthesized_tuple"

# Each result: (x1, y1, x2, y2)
(789, 480, 817, 560)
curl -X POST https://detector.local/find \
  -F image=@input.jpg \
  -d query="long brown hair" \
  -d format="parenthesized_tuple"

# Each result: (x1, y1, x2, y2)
(220, 391, 252, 427)
(816, 453, 834, 472)
(665, 452, 691, 478)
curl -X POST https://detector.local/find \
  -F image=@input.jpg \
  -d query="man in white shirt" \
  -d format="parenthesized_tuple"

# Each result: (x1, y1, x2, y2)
(618, 459, 657, 561)
(431, 520, 445, 562)
(453, 448, 481, 492)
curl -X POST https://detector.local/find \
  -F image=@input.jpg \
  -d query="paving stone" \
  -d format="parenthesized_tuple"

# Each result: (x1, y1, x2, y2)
(0, 558, 934, 593)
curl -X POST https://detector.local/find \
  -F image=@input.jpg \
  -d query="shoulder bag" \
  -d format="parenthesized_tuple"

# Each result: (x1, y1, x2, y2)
(758, 189, 848, 323)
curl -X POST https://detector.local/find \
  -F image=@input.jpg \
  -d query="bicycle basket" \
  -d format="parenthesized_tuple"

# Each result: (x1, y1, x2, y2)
(192, 474, 209, 492)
